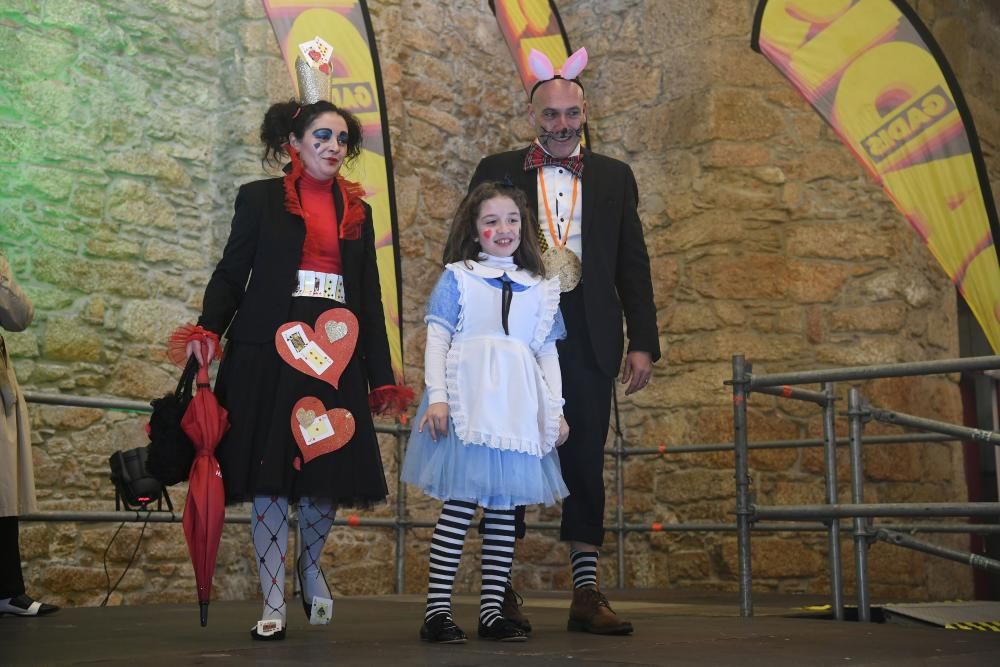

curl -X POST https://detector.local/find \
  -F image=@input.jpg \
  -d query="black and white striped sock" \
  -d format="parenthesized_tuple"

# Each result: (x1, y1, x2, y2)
(479, 508, 516, 627)
(570, 550, 599, 589)
(425, 499, 476, 622)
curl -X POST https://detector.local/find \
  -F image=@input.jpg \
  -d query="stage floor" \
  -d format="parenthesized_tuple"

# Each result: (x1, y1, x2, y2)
(2, 590, 998, 666)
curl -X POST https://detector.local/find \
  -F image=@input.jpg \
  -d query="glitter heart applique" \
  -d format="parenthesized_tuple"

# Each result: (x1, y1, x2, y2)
(325, 320, 348, 343)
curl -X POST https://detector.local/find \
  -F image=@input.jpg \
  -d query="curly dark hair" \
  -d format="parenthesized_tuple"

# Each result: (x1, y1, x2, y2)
(259, 99, 364, 168)
(442, 181, 546, 277)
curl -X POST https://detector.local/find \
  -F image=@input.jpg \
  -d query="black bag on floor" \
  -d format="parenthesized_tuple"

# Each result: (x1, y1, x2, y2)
(145, 356, 199, 486)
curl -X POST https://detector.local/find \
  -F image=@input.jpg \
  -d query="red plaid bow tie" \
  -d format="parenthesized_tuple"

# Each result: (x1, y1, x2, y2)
(523, 143, 584, 178)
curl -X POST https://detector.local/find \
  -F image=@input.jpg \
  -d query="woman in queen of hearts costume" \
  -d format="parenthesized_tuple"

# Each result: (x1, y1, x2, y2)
(402, 181, 570, 644)
(178, 59, 411, 640)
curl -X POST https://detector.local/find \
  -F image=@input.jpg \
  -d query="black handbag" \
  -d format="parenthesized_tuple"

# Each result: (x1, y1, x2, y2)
(144, 356, 199, 486)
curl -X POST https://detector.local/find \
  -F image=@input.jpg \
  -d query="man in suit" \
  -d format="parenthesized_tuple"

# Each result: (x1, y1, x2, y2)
(469, 64, 660, 635)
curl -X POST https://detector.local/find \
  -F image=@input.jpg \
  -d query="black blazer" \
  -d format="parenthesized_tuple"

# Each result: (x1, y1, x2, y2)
(197, 177, 395, 389)
(470, 147, 660, 378)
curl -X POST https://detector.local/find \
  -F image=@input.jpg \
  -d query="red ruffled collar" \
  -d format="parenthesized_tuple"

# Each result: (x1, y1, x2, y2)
(283, 146, 366, 240)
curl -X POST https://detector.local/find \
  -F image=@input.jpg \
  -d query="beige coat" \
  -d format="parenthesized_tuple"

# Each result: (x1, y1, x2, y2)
(0, 255, 36, 517)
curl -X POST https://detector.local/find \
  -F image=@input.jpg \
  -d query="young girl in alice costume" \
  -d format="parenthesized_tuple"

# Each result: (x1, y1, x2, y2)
(402, 181, 570, 644)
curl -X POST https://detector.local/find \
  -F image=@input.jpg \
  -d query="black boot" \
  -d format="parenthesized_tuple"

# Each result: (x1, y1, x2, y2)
(501, 583, 531, 633)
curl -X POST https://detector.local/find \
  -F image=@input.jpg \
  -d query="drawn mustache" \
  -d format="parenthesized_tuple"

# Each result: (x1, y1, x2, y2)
(539, 127, 583, 146)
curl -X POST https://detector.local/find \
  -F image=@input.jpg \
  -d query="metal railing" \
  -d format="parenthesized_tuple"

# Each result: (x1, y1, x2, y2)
(23, 361, 1000, 601)
(731, 354, 1000, 621)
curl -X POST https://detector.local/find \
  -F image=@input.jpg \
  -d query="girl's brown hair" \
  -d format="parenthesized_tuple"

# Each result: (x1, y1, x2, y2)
(442, 181, 546, 276)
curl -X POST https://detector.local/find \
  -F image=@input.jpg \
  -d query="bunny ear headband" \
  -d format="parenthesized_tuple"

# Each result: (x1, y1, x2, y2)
(528, 47, 588, 100)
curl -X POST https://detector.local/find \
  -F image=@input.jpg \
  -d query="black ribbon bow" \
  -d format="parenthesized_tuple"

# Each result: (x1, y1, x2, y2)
(500, 275, 513, 336)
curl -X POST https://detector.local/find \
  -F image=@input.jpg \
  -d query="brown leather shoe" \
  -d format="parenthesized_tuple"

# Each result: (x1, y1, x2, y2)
(502, 583, 532, 633)
(567, 586, 634, 635)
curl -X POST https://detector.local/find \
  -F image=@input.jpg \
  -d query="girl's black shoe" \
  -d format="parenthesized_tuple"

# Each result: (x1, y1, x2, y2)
(420, 614, 467, 644)
(477, 617, 528, 642)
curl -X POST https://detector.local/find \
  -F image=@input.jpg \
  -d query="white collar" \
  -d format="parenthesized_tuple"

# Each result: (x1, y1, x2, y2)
(451, 254, 541, 286)
(533, 138, 582, 159)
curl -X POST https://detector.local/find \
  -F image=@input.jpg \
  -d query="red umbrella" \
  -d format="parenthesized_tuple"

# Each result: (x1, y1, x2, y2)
(181, 363, 229, 626)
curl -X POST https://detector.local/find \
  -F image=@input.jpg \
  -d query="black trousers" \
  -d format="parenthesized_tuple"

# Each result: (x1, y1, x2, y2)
(494, 286, 614, 547)
(0, 516, 25, 599)
(553, 286, 613, 546)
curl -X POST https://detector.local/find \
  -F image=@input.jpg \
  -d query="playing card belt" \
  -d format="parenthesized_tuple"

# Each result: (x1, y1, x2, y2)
(292, 270, 345, 302)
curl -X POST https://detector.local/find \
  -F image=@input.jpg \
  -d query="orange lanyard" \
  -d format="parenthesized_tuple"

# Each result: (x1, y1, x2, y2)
(538, 168, 579, 249)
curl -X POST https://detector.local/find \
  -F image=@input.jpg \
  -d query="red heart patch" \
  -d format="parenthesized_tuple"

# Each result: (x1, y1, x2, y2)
(275, 308, 358, 388)
(290, 397, 355, 464)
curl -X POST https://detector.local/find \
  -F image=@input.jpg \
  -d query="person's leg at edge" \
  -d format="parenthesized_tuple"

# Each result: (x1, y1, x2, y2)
(421, 499, 476, 644)
(0, 515, 59, 617)
(250, 495, 289, 639)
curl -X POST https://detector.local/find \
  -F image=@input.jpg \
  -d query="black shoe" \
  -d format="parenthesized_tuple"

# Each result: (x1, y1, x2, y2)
(420, 614, 467, 644)
(296, 553, 332, 623)
(0, 594, 60, 617)
(478, 617, 528, 642)
(250, 618, 286, 641)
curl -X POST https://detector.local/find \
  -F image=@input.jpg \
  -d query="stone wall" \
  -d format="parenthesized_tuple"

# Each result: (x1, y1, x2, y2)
(1, 0, 997, 607)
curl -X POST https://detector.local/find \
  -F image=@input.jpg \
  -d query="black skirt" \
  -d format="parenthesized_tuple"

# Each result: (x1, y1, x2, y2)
(213, 296, 388, 507)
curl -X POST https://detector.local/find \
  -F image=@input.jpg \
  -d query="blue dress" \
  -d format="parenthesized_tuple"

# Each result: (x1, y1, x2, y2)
(402, 260, 570, 509)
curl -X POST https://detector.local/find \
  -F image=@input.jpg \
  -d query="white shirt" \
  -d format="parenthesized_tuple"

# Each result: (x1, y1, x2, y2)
(535, 142, 583, 261)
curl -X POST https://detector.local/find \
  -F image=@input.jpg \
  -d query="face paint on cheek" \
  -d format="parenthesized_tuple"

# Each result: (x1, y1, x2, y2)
(482, 230, 493, 240)
(313, 142, 321, 150)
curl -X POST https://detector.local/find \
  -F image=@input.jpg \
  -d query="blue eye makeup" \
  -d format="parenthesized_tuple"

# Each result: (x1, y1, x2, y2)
(310, 128, 350, 148)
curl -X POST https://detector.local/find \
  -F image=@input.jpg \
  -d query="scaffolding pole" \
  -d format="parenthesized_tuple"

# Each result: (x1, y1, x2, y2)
(754, 503, 1000, 520)
(870, 407, 1000, 445)
(848, 387, 871, 622)
(732, 355, 753, 617)
(752, 383, 829, 405)
(821, 382, 844, 620)
(748, 355, 1000, 388)
(875, 529, 1000, 574)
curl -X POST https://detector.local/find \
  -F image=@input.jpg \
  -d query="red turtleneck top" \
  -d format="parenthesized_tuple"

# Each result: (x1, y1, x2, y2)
(298, 171, 343, 274)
